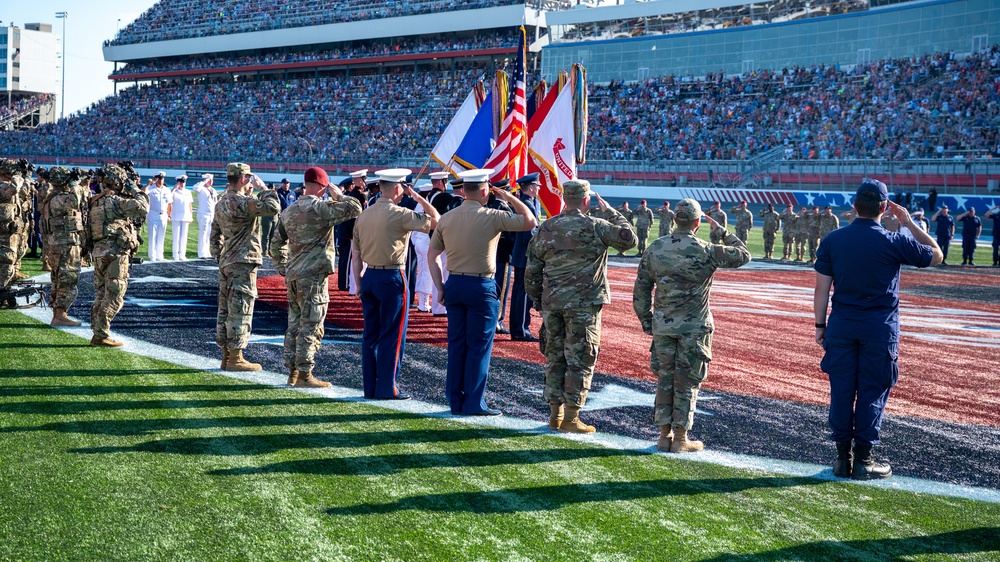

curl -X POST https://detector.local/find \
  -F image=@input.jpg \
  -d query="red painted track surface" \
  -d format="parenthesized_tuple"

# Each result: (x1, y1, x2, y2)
(258, 267, 1000, 428)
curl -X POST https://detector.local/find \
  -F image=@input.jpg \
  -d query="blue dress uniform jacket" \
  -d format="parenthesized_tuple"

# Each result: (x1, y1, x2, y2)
(509, 194, 540, 338)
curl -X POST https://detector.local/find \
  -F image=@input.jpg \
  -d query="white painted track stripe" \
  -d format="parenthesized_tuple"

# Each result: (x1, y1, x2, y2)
(17, 300, 1000, 505)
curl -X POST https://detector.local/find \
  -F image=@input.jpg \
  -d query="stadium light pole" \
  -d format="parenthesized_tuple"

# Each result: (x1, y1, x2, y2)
(296, 137, 314, 166)
(55, 11, 68, 120)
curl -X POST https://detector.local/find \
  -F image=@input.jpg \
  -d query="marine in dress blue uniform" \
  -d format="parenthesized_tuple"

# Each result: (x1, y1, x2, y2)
(427, 169, 537, 416)
(352, 169, 438, 400)
(814, 179, 941, 480)
(509, 173, 541, 341)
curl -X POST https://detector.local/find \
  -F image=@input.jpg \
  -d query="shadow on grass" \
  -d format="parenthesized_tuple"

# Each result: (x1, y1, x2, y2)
(0, 397, 333, 415)
(326, 475, 823, 515)
(71, 427, 526, 456)
(0, 383, 270, 397)
(210, 447, 643, 477)
(0, 323, 52, 330)
(701, 527, 1000, 561)
(1, 412, 424, 436)
(0, 368, 202, 379)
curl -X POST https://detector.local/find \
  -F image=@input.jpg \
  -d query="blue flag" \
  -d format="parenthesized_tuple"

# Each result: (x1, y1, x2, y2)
(452, 90, 495, 171)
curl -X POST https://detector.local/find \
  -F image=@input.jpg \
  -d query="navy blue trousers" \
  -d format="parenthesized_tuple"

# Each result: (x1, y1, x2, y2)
(336, 238, 352, 290)
(937, 235, 951, 262)
(961, 238, 976, 263)
(359, 269, 408, 399)
(508, 266, 534, 339)
(820, 336, 899, 444)
(443, 274, 499, 414)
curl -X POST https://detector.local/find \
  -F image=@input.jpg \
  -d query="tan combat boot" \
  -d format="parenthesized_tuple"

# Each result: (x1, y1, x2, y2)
(226, 349, 262, 372)
(50, 308, 82, 327)
(294, 371, 331, 388)
(287, 369, 300, 386)
(656, 425, 674, 452)
(220, 348, 230, 370)
(90, 335, 123, 347)
(41, 258, 52, 272)
(548, 403, 564, 431)
(669, 427, 704, 453)
(559, 405, 595, 434)
(14, 271, 28, 281)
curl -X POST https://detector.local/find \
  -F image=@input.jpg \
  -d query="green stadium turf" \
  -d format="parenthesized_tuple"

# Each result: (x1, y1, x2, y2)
(1, 312, 998, 561)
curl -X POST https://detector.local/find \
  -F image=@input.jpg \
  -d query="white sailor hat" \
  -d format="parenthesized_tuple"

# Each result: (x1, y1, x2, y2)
(154, 171, 166, 178)
(415, 182, 433, 190)
(175, 174, 188, 181)
(201, 173, 213, 180)
(429, 171, 451, 180)
(349, 169, 369, 178)
(375, 168, 411, 183)
(458, 169, 493, 183)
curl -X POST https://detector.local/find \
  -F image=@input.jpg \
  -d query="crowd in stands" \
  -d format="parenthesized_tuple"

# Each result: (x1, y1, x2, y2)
(111, 31, 515, 77)
(4, 47, 999, 166)
(587, 46, 1000, 161)
(1, 95, 53, 124)
(108, 0, 568, 46)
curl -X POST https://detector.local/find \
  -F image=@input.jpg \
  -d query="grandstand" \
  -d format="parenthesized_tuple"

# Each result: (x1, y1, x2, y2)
(2, 0, 1000, 194)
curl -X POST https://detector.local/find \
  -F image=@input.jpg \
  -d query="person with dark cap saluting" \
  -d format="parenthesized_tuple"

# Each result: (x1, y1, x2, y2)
(509, 173, 542, 341)
(335, 171, 367, 291)
(428, 169, 537, 416)
(814, 179, 942, 480)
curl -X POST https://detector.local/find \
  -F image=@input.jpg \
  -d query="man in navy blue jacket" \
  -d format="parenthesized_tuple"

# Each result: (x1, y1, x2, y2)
(814, 179, 942, 480)
(508, 173, 542, 341)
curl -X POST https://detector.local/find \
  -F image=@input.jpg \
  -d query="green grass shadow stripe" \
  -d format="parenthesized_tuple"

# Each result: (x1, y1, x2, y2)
(0, 383, 276, 397)
(208, 447, 644, 477)
(0, 412, 427, 436)
(701, 527, 1000, 561)
(0, 368, 203, 379)
(326, 475, 823, 515)
(69, 427, 528, 456)
(0, 396, 334, 415)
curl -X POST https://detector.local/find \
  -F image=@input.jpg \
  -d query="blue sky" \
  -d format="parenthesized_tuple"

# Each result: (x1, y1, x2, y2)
(4, 0, 158, 116)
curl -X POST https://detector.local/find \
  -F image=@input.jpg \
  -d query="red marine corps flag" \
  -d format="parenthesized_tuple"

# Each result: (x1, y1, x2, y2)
(527, 65, 586, 217)
(485, 26, 527, 183)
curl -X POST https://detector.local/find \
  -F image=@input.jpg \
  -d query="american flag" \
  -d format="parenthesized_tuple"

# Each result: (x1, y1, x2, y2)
(485, 26, 527, 182)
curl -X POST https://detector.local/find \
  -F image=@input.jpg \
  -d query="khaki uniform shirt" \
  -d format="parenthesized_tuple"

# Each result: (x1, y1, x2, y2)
(429, 200, 525, 275)
(271, 194, 362, 280)
(354, 197, 433, 267)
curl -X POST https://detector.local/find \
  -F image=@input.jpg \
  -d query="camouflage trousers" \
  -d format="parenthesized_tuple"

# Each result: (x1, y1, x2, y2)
(652, 330, 712, 429)
(794, 236, 806, 259)
(637, 227, 650, 254)
(542, 305, 602, 407)
(782, 231, 794, 258)
(284, 275, 330, 373)
(49, 244, 81, 310)
(90, 254, 130, 339)
(735, 227, 750, 244)
(763, 232, 777, 256)
(658, 223, 670, 238)
(216, 262, 258, 351)
(808, 236, 819, 260)
(0, 231, 19, 287)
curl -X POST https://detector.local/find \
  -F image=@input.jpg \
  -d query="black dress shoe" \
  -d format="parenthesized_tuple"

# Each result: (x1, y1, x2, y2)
(467, 408, 502, 416)
(496, 324, 510, 335)
(374, 393, 411, 401)
(512, 334, 539, 342)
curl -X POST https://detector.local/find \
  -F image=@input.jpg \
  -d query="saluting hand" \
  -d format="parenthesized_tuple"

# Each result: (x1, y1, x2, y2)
(593, 192, 609, 212)
(886, 201, 913, 226)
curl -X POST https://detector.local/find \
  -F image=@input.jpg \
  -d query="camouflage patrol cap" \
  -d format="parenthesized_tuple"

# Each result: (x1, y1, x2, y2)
(48, 166, 74, 186)
(0, 158, 16, 175)
(562, 179, 590, 199)
(226, 162, 251, 177)
(674, 198, 703, 222)
(100, 163, 129, 187)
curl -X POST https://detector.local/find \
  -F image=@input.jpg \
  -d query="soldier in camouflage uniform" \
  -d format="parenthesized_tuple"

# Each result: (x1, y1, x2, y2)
(633, 198, 750, 453)
(614, 201, 634, 256)
(656, 201, 674, 238)
(818, 205, 840, 240)
(633, 199, 655, 255)
(794, 206, 810, 261)
(211, 162, 280, 371)
(14, 168, 34, 280)
(758, 203, 781, 259)
(807, 205, 822, 262)
(728, 200, 753, 244)
(272, 167, 363, 388)
(707, 201, 727, 244)
(525, 179, 637, 433)
(41, 167, 89, 326)
(0, 159, 26, 289)
(779, 204, 797, 260)
(88, 164, 149, 346)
